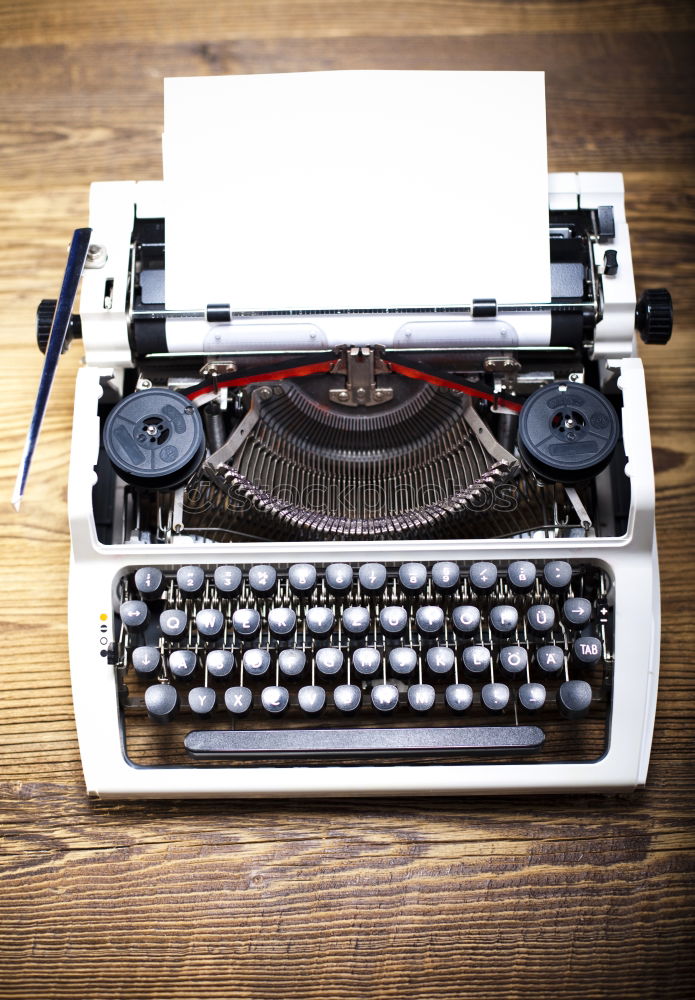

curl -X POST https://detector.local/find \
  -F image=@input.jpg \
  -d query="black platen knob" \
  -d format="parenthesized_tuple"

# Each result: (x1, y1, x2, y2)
(635, 289, 673, 345)
(36, 298, 82, 354)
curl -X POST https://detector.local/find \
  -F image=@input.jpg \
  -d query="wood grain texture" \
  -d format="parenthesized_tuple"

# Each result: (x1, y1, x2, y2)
(1, 1, 693, 46)
(0, 3, 694, 998)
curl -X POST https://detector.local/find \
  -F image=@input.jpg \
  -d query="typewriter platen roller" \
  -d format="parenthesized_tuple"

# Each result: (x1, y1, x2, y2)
(15, 72, 673, 797)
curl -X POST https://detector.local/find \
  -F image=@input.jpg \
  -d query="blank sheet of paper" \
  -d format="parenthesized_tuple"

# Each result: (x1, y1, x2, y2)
(163, 71, 550, 313)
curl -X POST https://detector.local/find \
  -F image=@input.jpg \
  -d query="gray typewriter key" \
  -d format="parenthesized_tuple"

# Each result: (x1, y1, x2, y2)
(267, 607, 297, 638)
(169, 649, 197, 678)
(305, 606, 335, 637)
(342, 606, 370, 637)
(573, 635, 603, 666)
(214, 565, 242, 596)
(325, 562, 353, 594)
(177, 565, 205, 597)
(120, 600, 149, 632)
(131, 646, 160, 677)
(469, 561, 498, 593)
(288, 563, 317, 595)
(445, 683, 473, 713)
(278, 648, 306, 677)
(562, 597, 593, 628)
(432, 561, 460, 594)
(333, 683, 362, 714)
(315, 646, 343, 676)
(527, 604, 555, 634)
(352, 647, 381, 676)
(188, 686, 217, 716)
(248, 564, 277, 595)
(224, 686, 253, 716)
(206, 649, 233, 678)
(536, 645, 565, 675)
(452, 605, 481, 635)
(518, 682, 546, 712)
(242, 648, 271, 677)
(145, 683, 179, 723)
(408, 683, 436, 712)
(499, 646, 528, 675)
(195, 608, 224, 639)
(261, 685, 290, 716)
(426, 646, 455, 675)
(462, 645, 491, 675)
(507, 560, 536, 593)
(159, 608, 187, 638)
(399, 562, 428, 594)
(415, 605, 444, 636)
(489, 605, 519, 635)
(297, 684, 326, 715)
(557, 679, 593, 719)
(371, 683, 400, 713)
(134, 567, 164, 599)
(389, 647, 417, 676)
(481, 682, 510, 713)
(359, 562, 387, 594)
(543, 560, 573, 592)
(231, 608, 261, 639)
(379, 605, 408, 637)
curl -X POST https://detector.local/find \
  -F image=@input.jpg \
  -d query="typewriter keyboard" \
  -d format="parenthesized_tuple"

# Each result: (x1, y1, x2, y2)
(114, 560, 613, 766)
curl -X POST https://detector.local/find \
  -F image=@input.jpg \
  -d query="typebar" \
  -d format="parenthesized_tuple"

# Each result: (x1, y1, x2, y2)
(184, 726, 546, 758)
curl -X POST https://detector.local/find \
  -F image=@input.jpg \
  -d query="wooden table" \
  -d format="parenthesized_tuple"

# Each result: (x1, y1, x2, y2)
(1, 3, 694, 998)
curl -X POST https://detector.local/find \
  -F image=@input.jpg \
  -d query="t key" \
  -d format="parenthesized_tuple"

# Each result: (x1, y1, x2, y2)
(305, 607, 335, 638)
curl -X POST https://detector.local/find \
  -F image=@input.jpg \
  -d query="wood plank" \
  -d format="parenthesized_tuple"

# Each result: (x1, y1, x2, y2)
(1, 1, 693, 47)
(1, 33, 694, 182)
(0, 835, 693, 999)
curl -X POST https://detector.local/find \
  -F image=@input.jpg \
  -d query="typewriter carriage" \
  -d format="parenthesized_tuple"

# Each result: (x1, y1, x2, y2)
(74, 195, 639, 549)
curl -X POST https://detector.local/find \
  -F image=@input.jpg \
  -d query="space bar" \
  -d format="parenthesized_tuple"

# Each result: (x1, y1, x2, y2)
(185, 726, 545, 758)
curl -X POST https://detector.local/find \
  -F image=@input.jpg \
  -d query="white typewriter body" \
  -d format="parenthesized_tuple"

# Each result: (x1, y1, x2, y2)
(61, 171, 661, 798)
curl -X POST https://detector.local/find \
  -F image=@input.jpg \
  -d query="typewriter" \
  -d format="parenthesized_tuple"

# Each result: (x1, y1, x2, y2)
(14, 73, 672, 797)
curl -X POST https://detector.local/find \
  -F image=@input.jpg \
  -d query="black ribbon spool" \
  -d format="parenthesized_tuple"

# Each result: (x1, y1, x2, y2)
(103, 388, 206, 490)
(517, 381, 620, 485)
